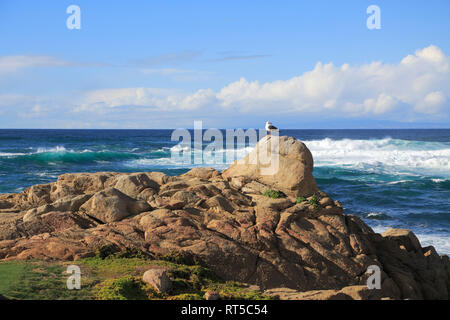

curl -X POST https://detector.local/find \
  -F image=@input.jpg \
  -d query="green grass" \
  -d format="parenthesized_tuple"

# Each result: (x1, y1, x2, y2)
(0, 253, 274, 300)
(205, 282, 272, 300)
(296, 196, 307, 204)
(0, 261, 94, 300)
(0, 261, 27, 295)
(95, 276, 154, 300)
(295, 195, 320, 209)
(308, 194, 320, 211)
(263, 189, 280, 199)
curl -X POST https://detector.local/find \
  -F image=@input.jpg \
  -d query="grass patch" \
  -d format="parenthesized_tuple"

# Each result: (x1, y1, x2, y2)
(308, 194, 320, 211)
(0, 261, 27, 295)
(263, 189, 280, 199)
(205, 282, 273, 300)
(0, 261, 94, 300)
(95, 276, 156, 300)
(0, 253, 274, 300)
(296, 196, 307, 204)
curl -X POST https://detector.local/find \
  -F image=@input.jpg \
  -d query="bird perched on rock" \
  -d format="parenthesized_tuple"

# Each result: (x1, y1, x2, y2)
(265, 121, 278, 135)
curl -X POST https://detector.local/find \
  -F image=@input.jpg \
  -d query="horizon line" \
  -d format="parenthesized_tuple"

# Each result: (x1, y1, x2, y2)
(0, 128, 449, 130)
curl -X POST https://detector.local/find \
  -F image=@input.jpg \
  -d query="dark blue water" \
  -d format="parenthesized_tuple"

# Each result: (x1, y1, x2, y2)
(0, 129, 449, 254)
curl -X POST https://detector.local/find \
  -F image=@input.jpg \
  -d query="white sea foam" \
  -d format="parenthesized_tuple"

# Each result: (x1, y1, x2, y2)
(30, 172, 59, 178)
(413, 233, 450, 255)
(432, 178, 448, 183)
(1, 146, 92, 157)
(367, 212, 387, 218)
(170, 145, 191, 152)
(385, 180, 410, 185)
(127, 157, 180, 167)
(0, 152, 26, 157)
(168, 145, 254, 167)
(36, 146, 68, 153)
(125, 157, 229, 170)
(147, 137, 450, 177)
(303, 138, 450, 177)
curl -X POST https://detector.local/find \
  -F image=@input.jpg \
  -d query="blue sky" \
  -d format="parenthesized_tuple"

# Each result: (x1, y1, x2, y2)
(0, 0, 449, 128)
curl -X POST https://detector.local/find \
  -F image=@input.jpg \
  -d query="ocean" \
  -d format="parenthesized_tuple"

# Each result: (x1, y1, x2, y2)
(0, 129, 449, 255)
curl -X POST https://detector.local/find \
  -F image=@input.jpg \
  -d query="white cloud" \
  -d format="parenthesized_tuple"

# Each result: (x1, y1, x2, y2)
(74, 87, 217, 113)
(75, 88, 182, 112)
(363, 94, 398, 115)
(213, 45, 449, 116)
(415, 91, 446, 113)
(73, 45, 449, 120)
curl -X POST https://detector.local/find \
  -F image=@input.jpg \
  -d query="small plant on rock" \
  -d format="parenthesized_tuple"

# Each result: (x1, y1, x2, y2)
(296, 196, 307, 204)
(263, 189, 280, 199)
(308, 194, 320, 211)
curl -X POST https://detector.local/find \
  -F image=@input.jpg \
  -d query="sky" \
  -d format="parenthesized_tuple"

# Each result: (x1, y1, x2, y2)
(0, 0, 449, 129)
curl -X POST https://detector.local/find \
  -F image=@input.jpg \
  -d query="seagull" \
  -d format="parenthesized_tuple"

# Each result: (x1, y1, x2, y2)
(265, 121, 278, 135)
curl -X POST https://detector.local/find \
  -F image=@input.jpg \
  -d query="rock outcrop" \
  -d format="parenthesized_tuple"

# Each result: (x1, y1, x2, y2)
(223, 135, 319, 197)
(0, 136, 449, 300)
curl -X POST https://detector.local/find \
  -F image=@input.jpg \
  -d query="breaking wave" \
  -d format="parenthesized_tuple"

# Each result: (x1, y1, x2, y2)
(304, 138, 450, 177)
(0, 146, 140, 164)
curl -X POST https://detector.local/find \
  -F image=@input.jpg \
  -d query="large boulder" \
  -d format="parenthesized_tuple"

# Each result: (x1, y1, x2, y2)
(222, 136, 318, 197)
(182, 167, 221, 180)
(79, 188, 150, 223)
(19, 211, 95, 237)
(113, 173, 159, 198)
(51, 172, 118, 200)
(23, 194, 92, 222)
(381, 228, 422, 253)
(24, 183, 52, 207)
(142, 268, 172, 293)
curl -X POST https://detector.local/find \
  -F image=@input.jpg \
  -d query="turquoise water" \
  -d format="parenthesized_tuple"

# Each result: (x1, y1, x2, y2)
(0, 129, 449, 255)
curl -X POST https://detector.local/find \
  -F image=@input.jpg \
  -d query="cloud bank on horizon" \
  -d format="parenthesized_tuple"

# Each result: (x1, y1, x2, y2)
(0, 45, 449, 129)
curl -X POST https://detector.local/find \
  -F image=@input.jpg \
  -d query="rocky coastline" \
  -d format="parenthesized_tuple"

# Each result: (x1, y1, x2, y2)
(0, 136, 449, 300)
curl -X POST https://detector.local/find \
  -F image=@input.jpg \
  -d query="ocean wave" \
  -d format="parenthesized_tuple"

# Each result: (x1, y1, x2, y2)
(304, 138, 450, 177)
(29, 171, 59, 178)
(385, 180, 411, 185)
(1, 146, 140, 164)
(1, 143, 255, 168)
(36, 146, 69, 153)
(125, 157, 230, 170)
(366, 212, 391, 220)
(167, 144, 254, 167)
(413, 233, 450, 255)
(0, 152, 27, 157)
(170, 144, 254, 154)
(431, 178, 449, 183)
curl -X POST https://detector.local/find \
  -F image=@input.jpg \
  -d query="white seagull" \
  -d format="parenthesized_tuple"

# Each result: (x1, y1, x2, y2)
(265, 121, 278, 135)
